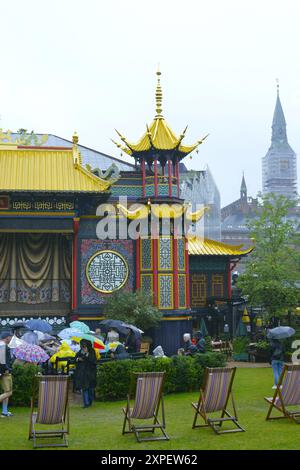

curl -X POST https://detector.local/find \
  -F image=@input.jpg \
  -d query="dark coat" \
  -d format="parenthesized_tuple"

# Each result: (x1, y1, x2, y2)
(270, 340, 285, 362)
(74, 348, 97, 390)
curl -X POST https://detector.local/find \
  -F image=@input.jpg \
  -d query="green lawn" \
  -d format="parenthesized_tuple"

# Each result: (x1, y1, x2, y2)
(1, 367, 299, 450)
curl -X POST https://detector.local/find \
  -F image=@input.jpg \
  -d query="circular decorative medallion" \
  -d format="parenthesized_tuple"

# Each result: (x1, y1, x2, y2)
(86, 250, 129, 293)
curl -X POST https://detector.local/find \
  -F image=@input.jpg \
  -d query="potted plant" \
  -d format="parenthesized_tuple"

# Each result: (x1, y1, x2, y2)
(232, 337, 249, 362)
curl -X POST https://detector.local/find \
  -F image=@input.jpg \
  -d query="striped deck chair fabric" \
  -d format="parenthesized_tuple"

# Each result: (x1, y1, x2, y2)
(192, 367, 245, 434)
(29, 375, 69, 448)
(122, 372, 169, 442)
(265, 364, 300, 423)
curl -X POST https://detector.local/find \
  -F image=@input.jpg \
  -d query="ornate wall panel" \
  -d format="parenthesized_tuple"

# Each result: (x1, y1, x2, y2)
(212, 274, 224, 298)
(178, 274, 186, 308)
(141, 274, 153, 299)
(140, 238, 152, 271)
(80, 239, 134, 305)
(191, 273, 207, 307)
(177, 238, 185, 271)
(158, 274, 173, 309)
(159, 237, 172, 270)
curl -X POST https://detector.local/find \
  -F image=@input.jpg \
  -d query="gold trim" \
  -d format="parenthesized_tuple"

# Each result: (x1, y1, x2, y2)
(78, 316, 106, 320)
(162, 316, 192, 321)
(0, 211, 76, 217)
(0, 229, 73, 233)
(86, 249, 129, 294)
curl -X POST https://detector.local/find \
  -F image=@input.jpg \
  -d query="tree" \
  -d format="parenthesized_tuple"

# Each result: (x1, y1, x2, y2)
(237, 194, 300, 319)
(104, 290, 162, 332)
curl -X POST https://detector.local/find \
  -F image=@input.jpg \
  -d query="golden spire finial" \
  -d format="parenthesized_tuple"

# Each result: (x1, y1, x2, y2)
(155, 65, 163, 119)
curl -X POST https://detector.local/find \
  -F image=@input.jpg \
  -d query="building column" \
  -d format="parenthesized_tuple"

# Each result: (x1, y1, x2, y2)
(185, 237, 190, 308)
(136, 238, 141, 290)
(154, 157, 158, 197)
(152, 237, 159, 306)
(168, 158, 172, 197)
(141, 159, 146, 198)
(173, 233, 179, 309)
(72, 217, 80, 312)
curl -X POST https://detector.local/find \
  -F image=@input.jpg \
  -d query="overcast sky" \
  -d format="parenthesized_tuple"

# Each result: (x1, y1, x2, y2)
(1, 0, 300, 206)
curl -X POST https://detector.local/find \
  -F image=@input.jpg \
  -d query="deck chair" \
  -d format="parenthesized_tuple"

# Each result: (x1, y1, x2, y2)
(29, 375, 70, 448)
(122, 371, 169, 442)
(192, 367, 245, 434)
(265, 364, 300, 423)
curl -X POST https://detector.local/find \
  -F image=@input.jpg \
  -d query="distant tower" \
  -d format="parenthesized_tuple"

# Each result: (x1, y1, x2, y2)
(240, 172, 247, 200)
(262, 83, 297, 199)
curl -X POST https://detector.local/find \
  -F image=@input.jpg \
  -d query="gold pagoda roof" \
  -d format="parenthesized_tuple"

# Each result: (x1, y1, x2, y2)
(188, 236, 253, 257)
(0, 138, 112, 192)
(112, 70, 208, 158)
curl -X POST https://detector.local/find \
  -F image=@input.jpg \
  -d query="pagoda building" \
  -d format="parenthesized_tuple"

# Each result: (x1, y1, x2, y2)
(0, 72, 253, 353)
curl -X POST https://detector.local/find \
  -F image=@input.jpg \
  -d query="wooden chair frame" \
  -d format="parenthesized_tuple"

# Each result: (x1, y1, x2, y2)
(122, 372, 169, 442)
(192, 367, 245, 434)
(28, 375, 70, 448)
(265, 364, 300, 424)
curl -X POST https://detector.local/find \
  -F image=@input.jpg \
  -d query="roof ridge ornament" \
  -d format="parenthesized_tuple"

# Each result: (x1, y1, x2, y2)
(155, 67, 163, 119)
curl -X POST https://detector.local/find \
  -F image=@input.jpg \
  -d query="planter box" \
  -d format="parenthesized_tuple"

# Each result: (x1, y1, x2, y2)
(233, 353, 249, 362)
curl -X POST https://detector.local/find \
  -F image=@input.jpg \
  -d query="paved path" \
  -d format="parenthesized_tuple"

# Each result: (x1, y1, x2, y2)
(227, 361, 271, 368)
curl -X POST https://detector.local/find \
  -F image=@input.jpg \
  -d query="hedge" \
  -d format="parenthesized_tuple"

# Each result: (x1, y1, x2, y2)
(10, 364, 41, 406)
(95, 352, 226, 401)
(9, 352, 225, 405)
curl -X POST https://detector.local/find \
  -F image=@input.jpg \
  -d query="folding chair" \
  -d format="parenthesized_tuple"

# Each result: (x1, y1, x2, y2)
(265, 364, 300, 424)
(192, 367, 245, 434)
(122, 371, 169, 442)
(28, 375, 70, 448)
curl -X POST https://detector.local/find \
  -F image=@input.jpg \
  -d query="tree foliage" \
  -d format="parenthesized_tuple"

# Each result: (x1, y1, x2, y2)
(104, 289, 162, 331)
(237, 194, 300, 317)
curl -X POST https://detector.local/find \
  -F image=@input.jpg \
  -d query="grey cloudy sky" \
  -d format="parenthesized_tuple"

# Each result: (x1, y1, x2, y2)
(1, 0, 300, 206)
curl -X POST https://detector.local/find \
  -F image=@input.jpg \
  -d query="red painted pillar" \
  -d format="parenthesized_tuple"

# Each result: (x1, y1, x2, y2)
(176, 160, 180, 197)
(141, 159, 146, 198)
(173, 234, 179, 309)
(152, 238, 158, 306)
(154, 157, 158, 197)
(72, 218, 80, 312)
(136, 238, 141, 290)
(185, 236, 190, 308)
(168, 159, 172, 197)
(227, 261, 232, 299)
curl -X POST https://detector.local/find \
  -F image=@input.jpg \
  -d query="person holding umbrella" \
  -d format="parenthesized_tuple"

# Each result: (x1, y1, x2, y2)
(267, 326, 295, 389)
(74, 339, 97, 408)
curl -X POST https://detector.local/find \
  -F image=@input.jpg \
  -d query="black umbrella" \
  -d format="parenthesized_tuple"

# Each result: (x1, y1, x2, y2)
(121, 323, 143, 337)
(99, 319, 129, 336)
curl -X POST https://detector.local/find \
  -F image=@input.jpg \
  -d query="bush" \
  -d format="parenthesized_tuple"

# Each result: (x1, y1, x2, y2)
(11, 364, 41, 406)
(95, 352, 225, 401)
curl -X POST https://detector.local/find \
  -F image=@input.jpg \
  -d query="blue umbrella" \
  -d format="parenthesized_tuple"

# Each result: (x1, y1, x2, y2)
(25, 319, 52, 334)
(267, 326, 295, 340)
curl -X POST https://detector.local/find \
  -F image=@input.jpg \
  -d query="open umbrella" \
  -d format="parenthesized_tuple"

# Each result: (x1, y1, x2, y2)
(58, 328, 83, 340)
(25, 319, 52, 334)
(71, 333, 105, 350)
(121, 323, 143, 336)
(267, 326, 295, 340)
(69, 321, 90, 334)
(21, 331, 39, 345)
(13, 343, 49, 363)
(99, 319, 129, 336)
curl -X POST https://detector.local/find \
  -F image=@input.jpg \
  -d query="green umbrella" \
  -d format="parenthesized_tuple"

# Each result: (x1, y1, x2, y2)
(235, 318, 248, 337)
(200, 318, 208, 337)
